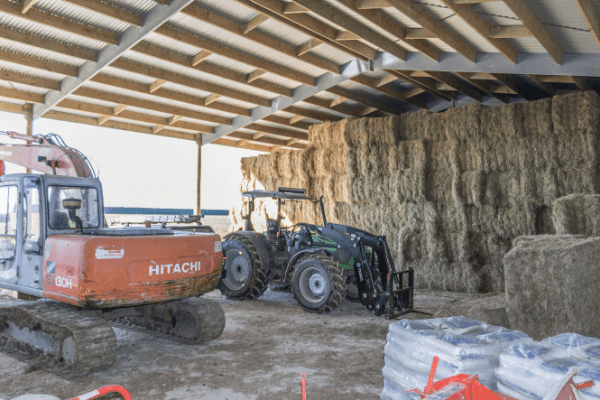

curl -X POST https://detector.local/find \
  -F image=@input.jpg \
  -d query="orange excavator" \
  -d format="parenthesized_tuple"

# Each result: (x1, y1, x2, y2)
(0, 132, 225, 377)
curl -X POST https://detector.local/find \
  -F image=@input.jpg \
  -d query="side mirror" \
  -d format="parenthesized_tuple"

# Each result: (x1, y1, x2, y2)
(24, 240, 40, 254)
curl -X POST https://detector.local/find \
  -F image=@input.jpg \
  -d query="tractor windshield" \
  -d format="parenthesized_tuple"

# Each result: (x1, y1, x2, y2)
(48, 186, 100, 230)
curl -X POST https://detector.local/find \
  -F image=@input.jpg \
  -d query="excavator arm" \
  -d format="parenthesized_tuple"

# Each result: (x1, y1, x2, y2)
(0, 131, 94, 178)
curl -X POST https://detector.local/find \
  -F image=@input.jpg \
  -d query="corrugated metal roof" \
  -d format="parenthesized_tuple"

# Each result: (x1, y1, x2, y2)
(0, 38, 85, 66)
(0, 58, 65, 80)
(0, 12, 105, 50)
(105, 0, 157, 16)
(0, 78, 48, 94)
(34, 0, 130, 34)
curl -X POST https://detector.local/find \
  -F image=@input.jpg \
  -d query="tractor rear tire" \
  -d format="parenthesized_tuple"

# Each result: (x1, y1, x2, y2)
(291, 255, 346, 313)
(219, 236, 269, 300)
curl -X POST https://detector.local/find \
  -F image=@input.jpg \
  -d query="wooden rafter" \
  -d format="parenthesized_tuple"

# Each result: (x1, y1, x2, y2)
(213, 137, 285, 152)
(527, 74, 556, 96)
(385, 0, 478, 62)
(0, 0, 117, 44)
(89, 73, 251, 117)
(489, 25, 533, 38)
(73, 87, 232, 125)
(132, 43, 290, 97)
(455, 72, 509, 103)
(335, 0, 440, 61)
(385, 70, 457, 102)
(155, 25, 316, 86)
(350, 75, 427, 109)
(501, 0, 564, 64)
(237, 0, 376, 60)
(573, 0, 600, 51)
(326, 86, 403, 114)
(245, 124, 308, 141)
(109, 59, 273, 107)
(63, 0, 142, 25)
(291, 0, 407, 61)
(21, 0, 39, 13)
(285, 106, 342, 122)
(181, 5, 340, 74)
(302, 96, 363, 118)
(439, 0, 518, 63)
(228, 131, 306, 149)
(420, 71, 483, 102)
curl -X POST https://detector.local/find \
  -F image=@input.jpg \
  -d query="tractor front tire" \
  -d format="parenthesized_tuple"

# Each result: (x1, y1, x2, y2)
(291, 255, 346, 313)
(345, 278, 360, 303)
(219, 237, 269, 300)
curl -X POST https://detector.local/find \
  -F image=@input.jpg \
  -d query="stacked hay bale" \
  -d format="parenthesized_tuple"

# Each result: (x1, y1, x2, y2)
(553, 194, 600, 236)
(233, 91, 600, 294)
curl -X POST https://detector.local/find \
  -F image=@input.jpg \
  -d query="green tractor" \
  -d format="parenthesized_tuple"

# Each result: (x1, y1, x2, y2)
(220, 187, 414, 316)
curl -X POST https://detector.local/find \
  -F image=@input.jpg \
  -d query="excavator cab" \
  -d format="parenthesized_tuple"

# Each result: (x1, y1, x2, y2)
(0, 173, 104, 293)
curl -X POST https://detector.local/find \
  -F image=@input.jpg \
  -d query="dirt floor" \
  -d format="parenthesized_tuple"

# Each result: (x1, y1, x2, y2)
(0, 289, 477, 400)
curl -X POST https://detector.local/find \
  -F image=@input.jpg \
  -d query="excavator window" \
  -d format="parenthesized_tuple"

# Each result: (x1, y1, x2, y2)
(47, 186, 99, 230)
(24, 181, 40, 244)
(0, 185, 18, 259)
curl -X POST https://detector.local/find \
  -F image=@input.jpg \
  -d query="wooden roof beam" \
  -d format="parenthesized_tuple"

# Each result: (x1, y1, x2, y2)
(386, 0, 478, 61)
(21, 0, 39, 13)
(501, 0, 564, 64)
(570, 76, 590, 91)
(350, 74, 427, 109)
(573, 0, 600, 51)
(182, 5, 340, 74)
(73, 87, 231, 126)
(455, 72, 510, 103)
(90, 73, 251, 117)
(527, 74, 557, 96)
(336, 0, 441, 61)
(291, 0, 407, 60)
(286, 106, 342, 122)
(439, 0, 518, 63)
(295, 39, 324, 56)
(327, 85, 405, 114)
(245, 124, 308, 140)
(63, 0, 142, 25)
(241, 13, 270, 34)
(489, 25, 533, 38)
(0, 0, 117, 44)
(424, 71, 483, 102)
(228, 131, 306, 149)
(132, 43, 290, 97)
(0, 87, 44, 103)
(155, 25, 316, 86)
(237, 0, 376, 60)
(302, 96, 362, 118)
(109, 59, 272, 107)
(212, 137, 275, 152)
(385, 69, 456, 102)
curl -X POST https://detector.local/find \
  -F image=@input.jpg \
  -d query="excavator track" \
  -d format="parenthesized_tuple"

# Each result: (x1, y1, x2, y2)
(111, 297, 225, 344)
(0, 300, 116, 378)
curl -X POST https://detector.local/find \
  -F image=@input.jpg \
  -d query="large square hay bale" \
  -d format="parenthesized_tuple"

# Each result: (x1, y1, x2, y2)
(504, 235, 600, 340)
(553, 194, 600, 236)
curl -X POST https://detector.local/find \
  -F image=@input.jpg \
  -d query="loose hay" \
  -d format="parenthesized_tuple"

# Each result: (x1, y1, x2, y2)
(504, 235, 600, 340)
(232, 92, 600, 294)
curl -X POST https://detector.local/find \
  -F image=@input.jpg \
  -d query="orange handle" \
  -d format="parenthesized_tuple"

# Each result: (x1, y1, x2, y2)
(70, 385, 132, 400)
(300, 373, 306, 400)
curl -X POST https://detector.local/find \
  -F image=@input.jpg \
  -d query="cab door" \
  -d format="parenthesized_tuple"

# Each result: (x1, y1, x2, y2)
(0, 182, 20, 286)
(20, 177, 44, 289)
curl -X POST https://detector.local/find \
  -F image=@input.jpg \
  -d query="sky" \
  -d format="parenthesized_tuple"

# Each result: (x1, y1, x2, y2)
(0, 110, 263, 212)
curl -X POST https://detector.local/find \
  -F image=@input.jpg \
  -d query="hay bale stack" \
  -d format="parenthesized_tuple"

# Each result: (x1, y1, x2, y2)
(434, 293, 508, 328)
(553, 194, 600, 236)
(504, 235, 600, 340)
(233, 92, 600, 294)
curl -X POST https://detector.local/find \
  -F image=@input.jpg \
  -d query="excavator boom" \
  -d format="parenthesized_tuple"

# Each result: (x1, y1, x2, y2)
(0, 131, 94, 178)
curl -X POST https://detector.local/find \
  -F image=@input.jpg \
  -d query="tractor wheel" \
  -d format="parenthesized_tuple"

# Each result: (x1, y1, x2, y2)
(345, 278, 360, 302)
(291, 255, 347, 313)
(219, 236, 269, 300)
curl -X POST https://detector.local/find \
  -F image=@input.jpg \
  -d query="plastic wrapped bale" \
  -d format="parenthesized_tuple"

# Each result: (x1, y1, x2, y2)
(504, 235, 600, 340)
(495, 333, 600, 400)
(380, 316, 531, 400)
(553, 194, 600, 236)
(434, 294, 509, 328)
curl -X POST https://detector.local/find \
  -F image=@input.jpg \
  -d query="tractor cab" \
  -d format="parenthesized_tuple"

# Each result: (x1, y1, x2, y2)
(242, 187, 326, 252)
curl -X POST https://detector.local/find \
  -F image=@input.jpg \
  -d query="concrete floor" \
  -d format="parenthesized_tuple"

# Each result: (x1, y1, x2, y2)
(0, 289, 476, 400)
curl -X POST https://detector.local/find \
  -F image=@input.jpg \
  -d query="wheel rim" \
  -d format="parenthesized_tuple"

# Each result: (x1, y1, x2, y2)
(223, 250, 251, 291)
(298, 266, 328, 304)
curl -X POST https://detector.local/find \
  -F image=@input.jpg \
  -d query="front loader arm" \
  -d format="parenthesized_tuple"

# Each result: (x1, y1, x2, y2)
(0, 131, 94, 178)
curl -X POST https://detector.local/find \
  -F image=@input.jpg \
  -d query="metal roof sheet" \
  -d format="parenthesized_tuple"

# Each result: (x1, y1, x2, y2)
(0, 38, 85, 66)
(34, 0, 130, 34)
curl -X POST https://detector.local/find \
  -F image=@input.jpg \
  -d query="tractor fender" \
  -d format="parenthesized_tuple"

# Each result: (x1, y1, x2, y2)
(223, 231, 273, 273)
(281, 248, 331, 284)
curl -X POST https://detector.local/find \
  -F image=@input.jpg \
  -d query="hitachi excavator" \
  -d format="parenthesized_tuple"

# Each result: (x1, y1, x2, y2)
(0, 132, 225, 377)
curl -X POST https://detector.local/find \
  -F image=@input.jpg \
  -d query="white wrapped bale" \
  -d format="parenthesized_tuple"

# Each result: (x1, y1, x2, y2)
(496, 333, 600, 400)
(381, 317, 531, 400)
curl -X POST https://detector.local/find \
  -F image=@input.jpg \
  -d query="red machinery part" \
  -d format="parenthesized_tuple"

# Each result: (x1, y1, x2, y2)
(300, 373, 307, 400)
(407, 357, 594, 400)
(69, 385, 132, 400)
